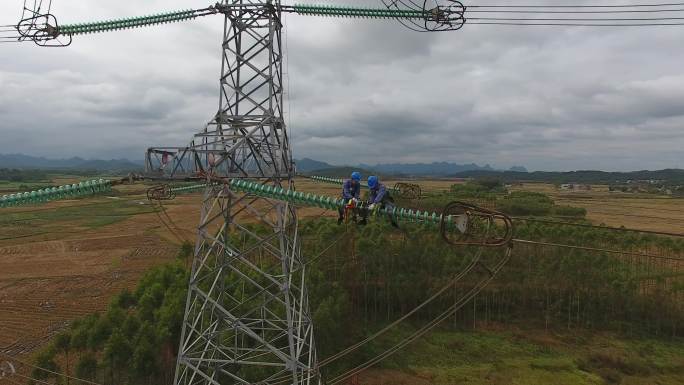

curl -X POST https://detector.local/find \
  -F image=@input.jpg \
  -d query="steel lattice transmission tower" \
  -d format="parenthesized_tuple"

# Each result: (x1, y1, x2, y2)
(173, 1, 320, 384)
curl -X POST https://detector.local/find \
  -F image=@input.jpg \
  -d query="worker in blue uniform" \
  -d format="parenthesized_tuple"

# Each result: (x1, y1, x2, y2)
(338, 171, 362, 225)
(367, 175, 399, 228)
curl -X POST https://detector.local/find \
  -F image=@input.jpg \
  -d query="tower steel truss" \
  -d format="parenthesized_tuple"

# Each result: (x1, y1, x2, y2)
(172, 2, 320, 384)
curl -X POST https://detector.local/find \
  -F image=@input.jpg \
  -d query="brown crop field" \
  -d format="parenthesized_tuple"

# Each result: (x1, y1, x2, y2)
(510, 182, 684, 233)
(0, 195, 180, 358)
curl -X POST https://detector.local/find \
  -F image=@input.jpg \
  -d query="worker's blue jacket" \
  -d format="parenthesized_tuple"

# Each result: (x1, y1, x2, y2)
(342, 179, 361, 200)
(368, 183, 389, 204)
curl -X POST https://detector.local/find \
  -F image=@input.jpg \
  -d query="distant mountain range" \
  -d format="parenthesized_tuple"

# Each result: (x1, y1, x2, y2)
(0, 153, 143, 171)
(295, 158, 527, 176)
(295, 158, 335, 173)
(1, 153, 527, 175)
(5, 154, 680, 183)
(358, 162, 527, 175)
(452, 169, 684, 184)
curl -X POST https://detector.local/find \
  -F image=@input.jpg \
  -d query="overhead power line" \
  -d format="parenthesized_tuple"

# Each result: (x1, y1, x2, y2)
(10, 1, 684, 48)
(0, 352, 102, 385)
(582, 210, 683, 221)
(467, 21, 684, 26)
(11, 373, 55, 385)
(512, 216, 684, 238)
(5, 377, 28, 385)
(462, 1, 684, 25)
(556, 198, 684, 214)
(328, 247, 512, 384)
(469, 16, 684, 21)
(467, 2, 684, 8)
(465, 8, 684, 13)
(512, 239, 684, 261)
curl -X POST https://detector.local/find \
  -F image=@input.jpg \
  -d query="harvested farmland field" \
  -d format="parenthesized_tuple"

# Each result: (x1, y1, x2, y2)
(0, 179, 363, 359)
(0, 194, 179, 358)
(510, 183, 684, 234)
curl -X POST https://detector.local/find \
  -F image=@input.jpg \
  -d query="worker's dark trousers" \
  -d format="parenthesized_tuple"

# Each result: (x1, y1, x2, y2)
(373, 195, 398, 228)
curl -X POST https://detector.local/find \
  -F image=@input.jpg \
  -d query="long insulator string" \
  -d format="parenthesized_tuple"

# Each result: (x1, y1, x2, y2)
(58, 8, 213, 36)
(0, 179, 112, 208)
(291, 4, 426, 19)
(228, 179, 454, 227)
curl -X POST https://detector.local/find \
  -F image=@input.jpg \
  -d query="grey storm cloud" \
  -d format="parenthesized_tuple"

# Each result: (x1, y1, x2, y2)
(0, 0, 683, 170)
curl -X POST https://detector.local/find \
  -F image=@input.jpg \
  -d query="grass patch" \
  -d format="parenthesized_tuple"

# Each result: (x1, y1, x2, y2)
(0, 199, 153, 232)
(363, 326, 684, 385)
(0, 181, 53, 193)
(83, 215, 130, 229)
(529, 357, 576, 372)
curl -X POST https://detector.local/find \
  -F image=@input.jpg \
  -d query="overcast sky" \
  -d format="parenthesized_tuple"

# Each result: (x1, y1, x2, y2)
(1, 1, 683, 171)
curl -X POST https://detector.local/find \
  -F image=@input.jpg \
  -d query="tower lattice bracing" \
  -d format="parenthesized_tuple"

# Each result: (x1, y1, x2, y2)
(173, 1, 320, 384)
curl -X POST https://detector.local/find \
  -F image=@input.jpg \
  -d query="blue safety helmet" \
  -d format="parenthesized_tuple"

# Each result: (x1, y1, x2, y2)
(367, 175, 378, 189)
(351, 171, 361, 181)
